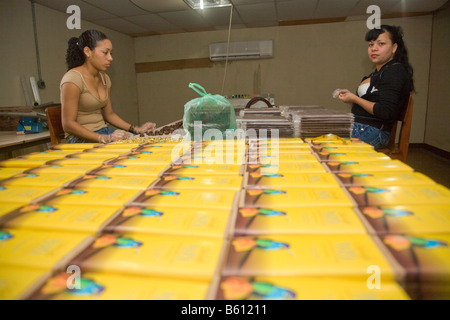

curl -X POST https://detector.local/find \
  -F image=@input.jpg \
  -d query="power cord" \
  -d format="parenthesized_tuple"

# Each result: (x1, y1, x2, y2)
(221, 5, 233, 95)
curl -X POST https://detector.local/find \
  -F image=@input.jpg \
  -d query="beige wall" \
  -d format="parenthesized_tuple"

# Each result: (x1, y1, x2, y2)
(1, 0, 448, 151)
(0, 0, 139, 125)
(134, 16, 433, 145)
(427, 6, 450, 151)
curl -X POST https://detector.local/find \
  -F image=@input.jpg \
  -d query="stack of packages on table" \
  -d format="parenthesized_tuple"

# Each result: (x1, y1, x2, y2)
(0, 134, 449, 300)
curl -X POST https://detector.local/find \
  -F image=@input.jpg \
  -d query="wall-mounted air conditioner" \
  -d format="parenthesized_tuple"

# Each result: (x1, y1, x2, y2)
(209, 40, 273, 62)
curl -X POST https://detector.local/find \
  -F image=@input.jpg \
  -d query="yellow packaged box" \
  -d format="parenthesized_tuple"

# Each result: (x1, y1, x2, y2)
(177, 152, 246, 166)
(378, 233, 450, 298)
(25, 164, 101, 175)
(0, 157, 49, 169)
(247, 153, 318, 164)
(0, 167, 25, 179)
(222, 234, 399, 281)
(64, 174, 155, 190)
(246, 162, 327, 174)
(0, 228, 92, 272)
(311, 145, 375, 153)
(306, 136, 366, 145)
(104, 153, 175, 166)
(234, 206, 367, 235)
(346, 185, 450, 207)
(244, 172, 340, 188)
(27, 271, 211, 300)
(128, 148, 185, 158)
(325, 160, 414, 173)
(16, 150, 76, 159)
(357, 205, 450, 235)
(0, 202, 24, 219)
(252, 145, 313, 155)
(214, 275, 409, 300)
(335, 172, 437, 186)
(0, 266, 50, 300)
(151, 174, 243, 191)
(0, 172, 81, 188)
(66, 151, 121, 161)
(68, 232, 227, 281)
(249, 138, 306, 145)
(0, 185, 55, 204)
(87, 164, 168, 177)
(128, 150, 184, 161)
(104, 205, 234, 239)
(199, 142, 247, 157)
(316, 151, 391, 162)
(96, 142, 143, 150)
(131, 188, 238, 210)
(40, 187, 140, 207)
(50, 143, 99, 150)
(239, 187, 354, 208)
(136, 141, 193, 154)
(46, 157, 111, 166)
(163, 164, 244, 176)
(0, 203, 122, 235)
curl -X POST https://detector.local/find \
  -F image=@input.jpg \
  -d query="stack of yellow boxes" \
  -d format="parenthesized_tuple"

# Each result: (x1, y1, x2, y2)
(0, 135, 449, 300)
(312, 136, 450, 300)
(218, 137, 410, 300)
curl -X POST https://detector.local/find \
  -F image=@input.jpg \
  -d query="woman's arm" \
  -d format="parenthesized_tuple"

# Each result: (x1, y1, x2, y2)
(338, 89, 376, 115)
(101, 88, 156, 135)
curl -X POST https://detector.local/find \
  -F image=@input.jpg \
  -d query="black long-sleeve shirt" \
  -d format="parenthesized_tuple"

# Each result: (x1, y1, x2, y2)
(351, 59, 412, 131)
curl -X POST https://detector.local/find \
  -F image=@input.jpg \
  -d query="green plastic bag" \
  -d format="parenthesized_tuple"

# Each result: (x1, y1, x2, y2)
(183, 83, 237, 140)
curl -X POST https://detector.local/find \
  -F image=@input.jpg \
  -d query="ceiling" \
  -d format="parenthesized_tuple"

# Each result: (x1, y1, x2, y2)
(34, 0, 449, 37)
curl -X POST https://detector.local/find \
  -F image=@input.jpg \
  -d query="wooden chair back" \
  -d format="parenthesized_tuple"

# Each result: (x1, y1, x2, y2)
(45, 106, 65, 145)
(381, 93, 414, 162)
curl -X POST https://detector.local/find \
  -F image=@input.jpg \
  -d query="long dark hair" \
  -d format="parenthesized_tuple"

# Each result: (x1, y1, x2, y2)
(365, 25, 414, 91)
(65, 29, 108, 70)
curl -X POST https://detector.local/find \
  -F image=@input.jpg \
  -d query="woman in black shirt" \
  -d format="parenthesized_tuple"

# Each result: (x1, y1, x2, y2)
(337, 25, 414, 149)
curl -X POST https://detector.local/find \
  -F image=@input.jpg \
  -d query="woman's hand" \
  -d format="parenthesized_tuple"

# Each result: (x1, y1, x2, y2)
(99, 129, 131, 143)
(337, 89, 376, 115)
(135, 122, 156, 135)
(337, 89, 357, 104)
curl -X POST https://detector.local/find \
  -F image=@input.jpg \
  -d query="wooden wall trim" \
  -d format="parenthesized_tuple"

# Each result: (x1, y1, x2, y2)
(279, 17, 345, 26)
(135, 58, 213, 73)
(278, 11, 432, 27)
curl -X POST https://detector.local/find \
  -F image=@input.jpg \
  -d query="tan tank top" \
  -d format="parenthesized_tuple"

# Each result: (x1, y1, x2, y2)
(60, 70, 111, 138)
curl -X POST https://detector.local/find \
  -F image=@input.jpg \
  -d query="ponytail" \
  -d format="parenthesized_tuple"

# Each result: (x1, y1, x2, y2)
(65, 37, 84, 70)
(65, 30, 108, 70)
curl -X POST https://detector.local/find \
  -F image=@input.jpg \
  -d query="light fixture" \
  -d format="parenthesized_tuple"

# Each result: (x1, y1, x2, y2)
(184, 0, 232, 10)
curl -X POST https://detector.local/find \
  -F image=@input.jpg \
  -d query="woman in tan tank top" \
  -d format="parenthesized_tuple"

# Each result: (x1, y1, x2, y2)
(61, 30, 156, 143)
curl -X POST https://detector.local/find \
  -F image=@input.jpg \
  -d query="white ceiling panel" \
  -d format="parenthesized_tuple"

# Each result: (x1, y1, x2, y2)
(347, 0, 401, 16)
(32, 0, 448, 36)
(276, 0, 317, 22)
(389, 0, 448, 13)
(83, 0, 149, 16)
(234, 2, 277, 25)
(37, 0, 117, 20)
(313, 0, 360, 19)
(95, 17, 148, 34)
(130, 0, 191, 13)
(231, 0, 274, 5)
(159, 10, 210, 30)
(197, 6, 243, 27)
(125, 14, 180, 32)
